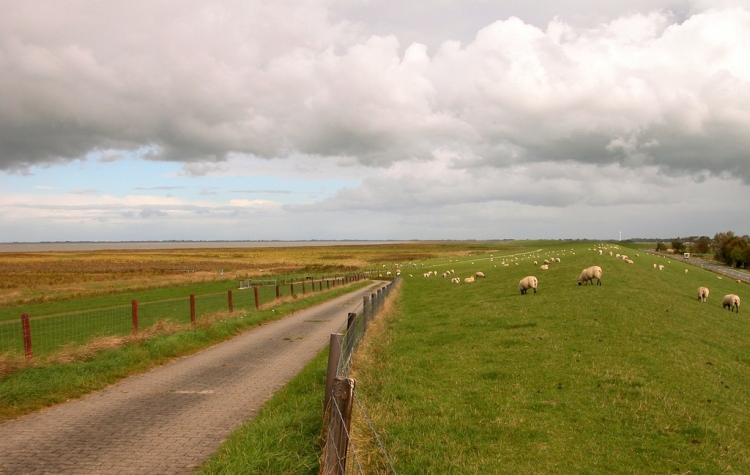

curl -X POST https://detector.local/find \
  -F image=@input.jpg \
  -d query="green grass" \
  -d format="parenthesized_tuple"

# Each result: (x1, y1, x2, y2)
(0, 280, 371, 421)
(352, 242, 750, 473)
(197, 349, 328, 475)
(0, 273, 352, 321)
(0, 277, 357, 355)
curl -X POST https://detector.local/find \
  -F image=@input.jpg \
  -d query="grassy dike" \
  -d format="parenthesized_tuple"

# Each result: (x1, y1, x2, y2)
(350, 243, 750, 473)
(0, 280, 371, 422)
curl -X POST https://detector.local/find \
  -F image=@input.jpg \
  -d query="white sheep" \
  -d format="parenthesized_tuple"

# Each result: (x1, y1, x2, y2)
(599, 250, 603, 255)
(625, 259, 634, 264)
(534, 261, 538, 265)
(616, 254, 621, 258)
(451, 277, 460, 284)
(556, 258, 561, 263)
(578, 266, 603, 286)
(697, 286, 709, 302)
(540, 264, 549, 270)
(543, 260, 550, 265)
(722, 294, 741, 313)
(717, 275, 723, 279)
(475, 271, 486, 278)
(684, 269, 689, 274)
(518, 276, 538, 294)
(658, 265, 664, 271)
(653, 263, 657, 269)
(464, 276, 475, 283)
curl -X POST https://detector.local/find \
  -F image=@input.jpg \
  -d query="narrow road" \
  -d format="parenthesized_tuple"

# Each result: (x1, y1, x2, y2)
(645, 251, 750, 283)
(0, 282, 385, 475)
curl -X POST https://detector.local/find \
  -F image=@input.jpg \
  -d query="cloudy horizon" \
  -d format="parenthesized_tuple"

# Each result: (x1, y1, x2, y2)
(1, 0, 749, 242)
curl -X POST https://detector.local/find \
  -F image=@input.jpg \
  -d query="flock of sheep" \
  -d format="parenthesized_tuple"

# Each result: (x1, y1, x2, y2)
(413, 244, 743, 313)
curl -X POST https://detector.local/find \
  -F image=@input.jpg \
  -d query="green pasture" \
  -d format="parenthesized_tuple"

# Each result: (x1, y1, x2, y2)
(0, 277, 350, 356)
(0, 272, 350, 321)
(354, 241, 749, 473)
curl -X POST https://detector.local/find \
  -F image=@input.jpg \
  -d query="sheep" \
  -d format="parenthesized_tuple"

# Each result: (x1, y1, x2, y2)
(722, 294, 741, 313)
(556, 258, 561, 263)
(519, 276, 538, 294)
(464, 276, 475, 283)
(540, 264, 549, 270)
(653, 263, 657, 269)
(625, 259, 634, 264)
(684, 269, 689, 274)
(599, 250, 603, 255)
(697, 286, 709, 302)
(475, 271, 486, 278)
(635, 254, 640, 257)
(543, 260, 550, 265)
(717, 276, 723, 279)
(534, 261, 538, 265)
(578, 266, 603, 286)
(451, 277, 460, 284)
(616, 254, 620, 258)
(609, 251, 613, 256)
(658, 265, 664, 271)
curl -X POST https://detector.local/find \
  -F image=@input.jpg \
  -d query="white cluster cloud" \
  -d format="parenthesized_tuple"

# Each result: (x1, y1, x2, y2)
(2, 2, 749, 178)
(1, 1, 750, 240)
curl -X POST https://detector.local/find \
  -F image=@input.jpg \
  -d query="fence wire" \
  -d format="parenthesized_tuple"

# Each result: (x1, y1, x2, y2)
(326, 276, 400, 475)
(0, 274, 366, 358)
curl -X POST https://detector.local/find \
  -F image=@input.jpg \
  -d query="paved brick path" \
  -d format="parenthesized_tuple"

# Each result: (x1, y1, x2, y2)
(0, 283, 383, 475)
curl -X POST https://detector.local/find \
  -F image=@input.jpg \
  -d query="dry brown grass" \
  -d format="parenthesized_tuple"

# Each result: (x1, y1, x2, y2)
(0, 242, 504, 307)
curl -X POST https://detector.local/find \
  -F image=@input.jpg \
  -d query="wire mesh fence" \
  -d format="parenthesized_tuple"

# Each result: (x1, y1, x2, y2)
(323, 276, 400, 475)
(0, 274, 366, 359)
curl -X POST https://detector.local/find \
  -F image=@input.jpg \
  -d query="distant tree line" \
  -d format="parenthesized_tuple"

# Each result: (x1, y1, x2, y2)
(653, 232, 749, 268)
(712, 231, 750, 269)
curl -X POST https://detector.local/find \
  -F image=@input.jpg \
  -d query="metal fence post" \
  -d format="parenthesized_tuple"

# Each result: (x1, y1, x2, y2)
(21, 313, 32, 361)
(131, 300, 139, 334)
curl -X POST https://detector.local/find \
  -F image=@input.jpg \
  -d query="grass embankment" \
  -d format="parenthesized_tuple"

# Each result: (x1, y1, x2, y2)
(352, 242, 750, 473)
(0, 280, 371, 422)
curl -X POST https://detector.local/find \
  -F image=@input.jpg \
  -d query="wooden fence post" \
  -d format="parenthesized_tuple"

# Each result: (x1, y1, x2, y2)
(325, 377, 356, 475)
(302, 282, 306, 294)
(324, 333, 343, 412)
(228, 290, 234, 313)
(276, 284, 280, 299)
(190, 294, 196, 325)
(254, 287, 259, 309)
(131, 300, 139, 334)
(21, 313, 32, 361)
(290, 283, 294, 296)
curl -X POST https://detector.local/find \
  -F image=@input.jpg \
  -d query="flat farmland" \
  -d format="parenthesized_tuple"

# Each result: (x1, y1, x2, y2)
(349, 241, 750, 473)
(0, 241, 513, 310)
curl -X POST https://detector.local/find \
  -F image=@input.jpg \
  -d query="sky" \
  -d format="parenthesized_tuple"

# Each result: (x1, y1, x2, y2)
(1, 0, 749, 242)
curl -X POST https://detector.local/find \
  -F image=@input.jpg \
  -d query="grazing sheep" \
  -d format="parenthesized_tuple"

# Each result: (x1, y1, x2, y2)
(616, 254, 621, 258)
(599, 250, 603, 255)
(609, 252, 613, 256)
(658, 265, 664, 271)
(519, 276, 538, 294)
(684, 269, 689, 274)
(540, 264, 549, 270)
(653, 263, 657, 269)
(556, 258, 561, 263)
(451, 277, 460, 284)
(722, 294, 741, 313)
(635, 254, 640, 257)
(464, 276, 475, 283)
(697, 286, 709, 302)
(625, 259, 634, 264)
(578, 266, 603, 286)
(475, 271, 486, 278)
(544, 260, 550, 265)
(717, 276, 723, 279)
(534, 261, 538, 265)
